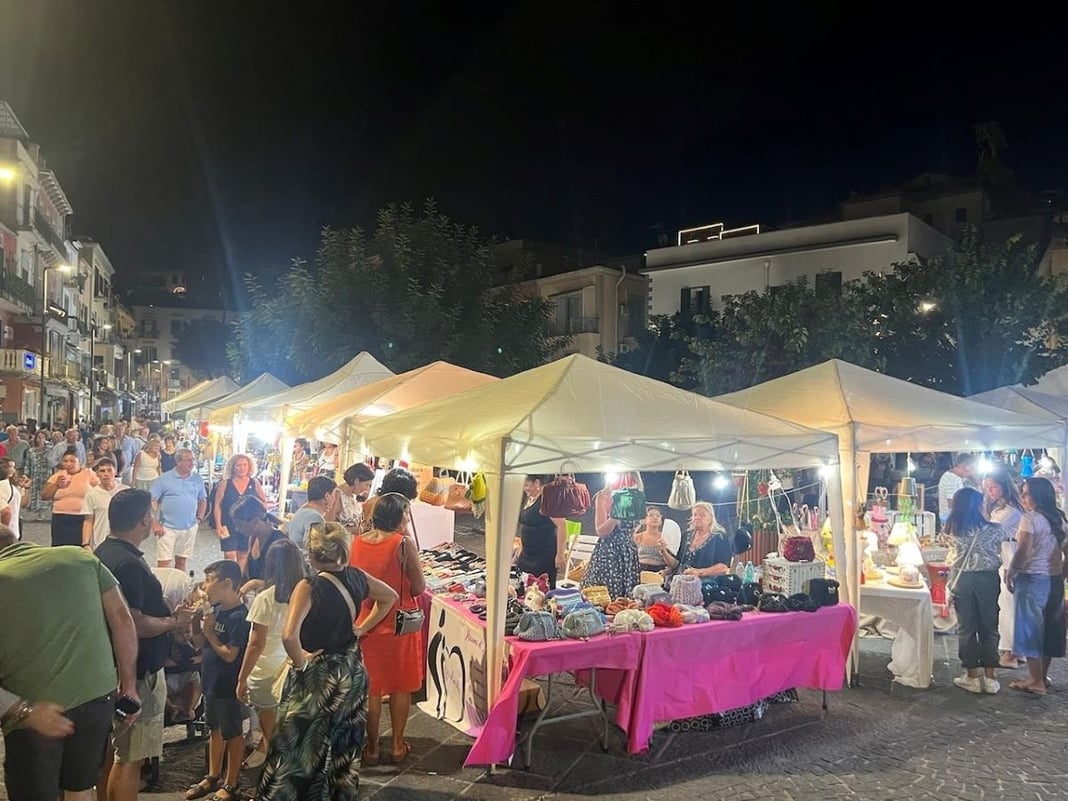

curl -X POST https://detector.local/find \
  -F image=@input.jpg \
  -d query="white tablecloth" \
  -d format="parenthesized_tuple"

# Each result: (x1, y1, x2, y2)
(859, 582, 934, 689)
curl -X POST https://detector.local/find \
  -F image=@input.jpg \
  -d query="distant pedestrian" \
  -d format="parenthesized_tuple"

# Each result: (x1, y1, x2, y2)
(938, 454, 975, 524)
(41, 449, 99, 548)
(286, 476, 336, 549)
(25, 430, 51, 521)
(213, 454, 267, 575)
(0, 457, 30, 541)
(151, 449, 207, 572)
(4, 425, 29, 471)
(82, 457, 129, 549)
(132, 436, 163, 491)
(161, 435, 178, 473)
(49, 429, 86, 470)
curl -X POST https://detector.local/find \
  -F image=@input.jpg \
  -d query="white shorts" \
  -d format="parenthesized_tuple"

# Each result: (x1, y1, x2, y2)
(157, 524, 198, 562)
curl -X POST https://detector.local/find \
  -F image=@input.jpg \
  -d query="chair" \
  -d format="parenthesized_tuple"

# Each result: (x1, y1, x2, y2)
(565, 535, 600, 581)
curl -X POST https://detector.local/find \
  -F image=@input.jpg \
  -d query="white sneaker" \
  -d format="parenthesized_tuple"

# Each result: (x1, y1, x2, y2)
(953, 675, 983, 694)
(982, 678, 1001, 694)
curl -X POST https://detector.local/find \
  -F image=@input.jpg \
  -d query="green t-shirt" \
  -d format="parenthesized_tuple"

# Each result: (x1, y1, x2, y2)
(0, 543, 121, 709)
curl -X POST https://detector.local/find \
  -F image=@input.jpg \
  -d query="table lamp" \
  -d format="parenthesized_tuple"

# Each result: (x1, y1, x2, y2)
(895, 540, 925, 587)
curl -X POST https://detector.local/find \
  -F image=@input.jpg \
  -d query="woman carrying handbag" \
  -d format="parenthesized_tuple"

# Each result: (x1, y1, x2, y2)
(350, 492, 426, 765)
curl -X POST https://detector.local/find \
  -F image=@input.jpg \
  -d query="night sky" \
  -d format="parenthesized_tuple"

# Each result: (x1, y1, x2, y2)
(1, 2, 1066, 294)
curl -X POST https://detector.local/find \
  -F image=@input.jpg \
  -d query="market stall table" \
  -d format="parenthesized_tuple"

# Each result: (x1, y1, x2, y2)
(423, 597, 643, 768)
(859, 581, 934, 689)
(620, 605, 856, 754)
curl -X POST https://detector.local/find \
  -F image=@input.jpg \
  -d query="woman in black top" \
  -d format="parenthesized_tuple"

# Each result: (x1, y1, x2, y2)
(663, 502, 733, 579)
(230, 495, 287, 585)
(257, 522, 395, 801)
(515, 475, 567, 588)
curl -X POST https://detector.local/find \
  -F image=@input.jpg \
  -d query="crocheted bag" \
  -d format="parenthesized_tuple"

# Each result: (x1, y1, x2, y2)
(670, 574, 703, 607)
(514, 610, 559, 641)
(611, 608, 655, 632)
(561, 608, 605, 640)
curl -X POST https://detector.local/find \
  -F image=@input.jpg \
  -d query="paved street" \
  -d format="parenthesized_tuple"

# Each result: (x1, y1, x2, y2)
(5, 518, 1068, 800)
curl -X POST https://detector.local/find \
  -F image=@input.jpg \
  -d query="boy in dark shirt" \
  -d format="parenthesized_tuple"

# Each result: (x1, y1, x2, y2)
(190, 560, 249, 801)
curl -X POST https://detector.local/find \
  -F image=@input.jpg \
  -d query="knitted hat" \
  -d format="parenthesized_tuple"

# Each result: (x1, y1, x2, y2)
(674, 603, 710, 624)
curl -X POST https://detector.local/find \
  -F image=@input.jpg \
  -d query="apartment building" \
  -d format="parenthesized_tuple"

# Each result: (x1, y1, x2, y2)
(643, 213, 952, 317)
(129, 301, 233, 413)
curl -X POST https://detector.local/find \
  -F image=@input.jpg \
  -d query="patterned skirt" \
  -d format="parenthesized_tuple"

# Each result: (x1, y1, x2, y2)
(581, 521, 641, 599)
(256, 642, 368, 801)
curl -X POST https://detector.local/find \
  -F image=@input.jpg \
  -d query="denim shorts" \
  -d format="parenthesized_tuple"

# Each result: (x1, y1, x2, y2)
(1014, 573, 1052, 659)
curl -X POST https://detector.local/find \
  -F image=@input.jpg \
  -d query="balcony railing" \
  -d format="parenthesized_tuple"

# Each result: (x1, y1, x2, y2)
(0, 269, 36, 311)
(0, 348, 42, 375)
(549, 316, 599, 337)
(33, 209, 68, 256)
(49, 362, 81, 384)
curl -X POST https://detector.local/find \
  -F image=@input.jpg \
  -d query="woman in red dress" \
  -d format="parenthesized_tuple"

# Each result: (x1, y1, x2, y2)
(350, 492, 425, 765)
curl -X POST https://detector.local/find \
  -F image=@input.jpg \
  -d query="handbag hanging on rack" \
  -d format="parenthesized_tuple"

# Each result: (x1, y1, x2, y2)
(668, 470, 696, 510)
(540, 473, 591, 518)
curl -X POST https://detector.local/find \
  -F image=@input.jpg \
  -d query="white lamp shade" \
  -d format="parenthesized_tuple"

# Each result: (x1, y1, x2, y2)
(887, 521, 913, 546)
(895, 540, 924, 568)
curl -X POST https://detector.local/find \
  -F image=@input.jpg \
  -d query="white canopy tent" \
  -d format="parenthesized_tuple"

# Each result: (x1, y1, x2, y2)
(164, 376, 240, 417)
(359, 354, 843, 711)
(237, 352, 394, 426)
(1028, 364, 1068, 395)
(971, 384, 1068, 469)
(159, 379, 212, 416)
(718, 359, 1064, 676)
(285, 361, 498, 460)
(202, 373, 290, 420)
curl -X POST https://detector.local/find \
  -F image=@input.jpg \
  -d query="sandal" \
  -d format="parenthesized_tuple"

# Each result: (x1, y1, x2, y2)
(362, 745, 380, 767)
(389, 741, 413, 764)
(209, 783, 240, 801)
(1009, 680, 1046, 696)
(186, 776, 221, 800)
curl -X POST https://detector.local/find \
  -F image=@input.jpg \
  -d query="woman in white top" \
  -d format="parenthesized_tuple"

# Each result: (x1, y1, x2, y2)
(132, 436, 163, 491)
(983, 470, 1024, 668)
(236, 538, 308, 769)
(0, 456, 30, 540)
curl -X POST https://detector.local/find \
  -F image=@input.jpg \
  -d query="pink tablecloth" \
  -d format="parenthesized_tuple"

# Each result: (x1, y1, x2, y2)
(461, 607, 643, 766)
(621, 605, 856, 753)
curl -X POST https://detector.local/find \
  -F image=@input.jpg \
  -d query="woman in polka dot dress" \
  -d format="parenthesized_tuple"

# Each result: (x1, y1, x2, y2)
(582, 472, 643, 598)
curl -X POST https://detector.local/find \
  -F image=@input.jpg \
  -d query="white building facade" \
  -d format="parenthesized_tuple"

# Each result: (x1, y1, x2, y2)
(643, 213, 952, 316)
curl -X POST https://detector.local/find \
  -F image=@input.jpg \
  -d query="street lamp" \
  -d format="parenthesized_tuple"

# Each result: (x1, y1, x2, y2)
(38, 262, 72, 427)
(0, 166, 16, 183)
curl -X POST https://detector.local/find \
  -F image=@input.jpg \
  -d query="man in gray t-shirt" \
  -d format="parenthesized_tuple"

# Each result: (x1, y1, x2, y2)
(286, 476, 337, 548)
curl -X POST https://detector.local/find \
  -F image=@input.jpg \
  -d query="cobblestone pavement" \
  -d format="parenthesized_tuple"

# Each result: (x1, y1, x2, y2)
(5, 517, 1068, 801)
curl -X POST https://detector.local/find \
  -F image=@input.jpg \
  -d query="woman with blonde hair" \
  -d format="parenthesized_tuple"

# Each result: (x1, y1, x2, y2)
(214, 453, 267, 572)
(132, 436, 163, 490)
(663, 501, 732, 579)
(581, 472, 643, 598)
(256, 522, 397, 800)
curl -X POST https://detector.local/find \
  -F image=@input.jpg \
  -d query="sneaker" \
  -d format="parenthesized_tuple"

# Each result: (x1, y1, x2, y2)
(953, 675, 984, 694)
(982, 678, 1001, 694)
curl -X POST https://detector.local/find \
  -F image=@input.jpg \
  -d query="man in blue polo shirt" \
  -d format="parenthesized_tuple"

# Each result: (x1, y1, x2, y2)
(150, 449, 206, 571)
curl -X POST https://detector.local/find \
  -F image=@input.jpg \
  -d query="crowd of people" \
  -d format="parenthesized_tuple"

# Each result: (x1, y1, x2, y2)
(941, 464, 1067, 696)
(0, 415, 429, 801)
(3, 423, 1067, 801)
